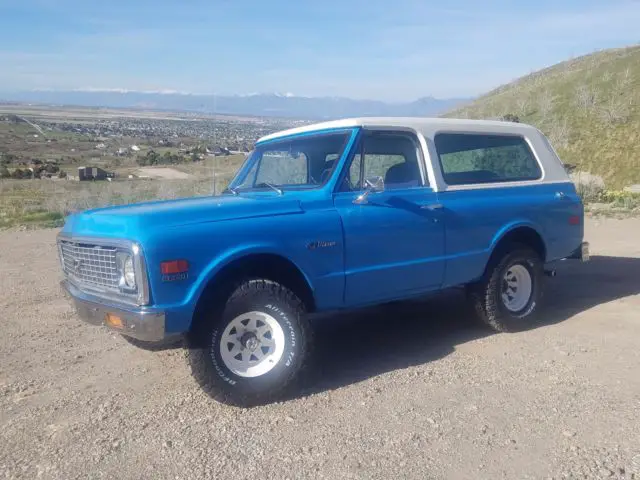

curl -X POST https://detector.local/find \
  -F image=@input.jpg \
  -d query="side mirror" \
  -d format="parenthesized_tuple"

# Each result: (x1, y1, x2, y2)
(353, 175, 385, 205)
(365, 175, 385, 192)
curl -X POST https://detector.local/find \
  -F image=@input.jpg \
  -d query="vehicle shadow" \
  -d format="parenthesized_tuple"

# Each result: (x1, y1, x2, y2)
(294, 255, 640, 399)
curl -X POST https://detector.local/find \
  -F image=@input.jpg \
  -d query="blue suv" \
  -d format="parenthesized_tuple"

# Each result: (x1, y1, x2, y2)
(58, 117, 589, 406)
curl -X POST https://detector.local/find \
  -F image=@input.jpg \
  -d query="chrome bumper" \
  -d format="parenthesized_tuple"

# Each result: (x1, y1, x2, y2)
(60, 279, 166, 342)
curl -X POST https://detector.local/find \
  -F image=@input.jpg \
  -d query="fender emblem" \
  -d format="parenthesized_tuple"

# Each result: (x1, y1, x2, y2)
(162, 272, 189, 282)
(307, 240, 337, 250)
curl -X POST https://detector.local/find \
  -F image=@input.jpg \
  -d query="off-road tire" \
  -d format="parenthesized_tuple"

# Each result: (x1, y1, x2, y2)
(468, 244, 544, 332)
(187, 279, 312, 407)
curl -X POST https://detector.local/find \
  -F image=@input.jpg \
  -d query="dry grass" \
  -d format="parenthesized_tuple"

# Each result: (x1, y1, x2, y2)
(445, 45, 640, 189)
(0, 154, 246, 229)
(0, 175, 234, 229)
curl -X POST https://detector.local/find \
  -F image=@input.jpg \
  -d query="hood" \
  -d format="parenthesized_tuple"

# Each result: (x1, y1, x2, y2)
(62, 194, 304, 240)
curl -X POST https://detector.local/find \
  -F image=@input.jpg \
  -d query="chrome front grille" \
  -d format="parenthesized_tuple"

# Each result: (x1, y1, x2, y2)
(59, 240, 119, 290)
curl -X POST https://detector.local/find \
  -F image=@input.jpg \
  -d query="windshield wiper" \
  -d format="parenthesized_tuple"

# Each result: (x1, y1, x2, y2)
(222, 186, 238, 195)
(254, 182, 283, 195)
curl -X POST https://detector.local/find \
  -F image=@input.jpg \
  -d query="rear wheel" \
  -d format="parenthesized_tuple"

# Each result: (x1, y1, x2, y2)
(188, 279, 312, 407)
(468, 245, 544, 332)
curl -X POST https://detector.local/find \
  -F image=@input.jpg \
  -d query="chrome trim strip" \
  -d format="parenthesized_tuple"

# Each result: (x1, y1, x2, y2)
(135, 243, 150, 305)
(56, 232, 135, 249)
(440, 178, 574, 192)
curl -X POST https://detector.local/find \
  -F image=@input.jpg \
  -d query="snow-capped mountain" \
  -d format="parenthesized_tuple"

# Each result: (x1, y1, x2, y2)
(0, 89, 471, 119)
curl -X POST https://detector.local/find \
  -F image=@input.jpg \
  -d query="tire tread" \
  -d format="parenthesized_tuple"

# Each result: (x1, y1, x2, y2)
(187, 278, 312, 407)
(469, 243, 544, 333)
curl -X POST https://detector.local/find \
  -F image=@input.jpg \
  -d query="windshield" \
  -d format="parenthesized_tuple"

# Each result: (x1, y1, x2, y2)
(228, 129, 354, 192)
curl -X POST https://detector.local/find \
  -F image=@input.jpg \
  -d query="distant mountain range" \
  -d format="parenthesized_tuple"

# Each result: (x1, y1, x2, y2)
(0, 90, 471, 119)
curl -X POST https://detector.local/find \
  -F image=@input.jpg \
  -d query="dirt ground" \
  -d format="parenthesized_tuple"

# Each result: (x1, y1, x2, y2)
(1, 217, 639, 480)
(136, 167, 193, 180)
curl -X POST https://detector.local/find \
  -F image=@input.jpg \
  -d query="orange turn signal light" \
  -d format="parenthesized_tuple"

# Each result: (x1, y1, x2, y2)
(105, 313, 124, 329)
(160, 259, 189, 275)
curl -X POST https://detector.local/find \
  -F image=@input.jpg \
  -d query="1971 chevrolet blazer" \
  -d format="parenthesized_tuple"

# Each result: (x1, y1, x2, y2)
(58, 117, 589, 406)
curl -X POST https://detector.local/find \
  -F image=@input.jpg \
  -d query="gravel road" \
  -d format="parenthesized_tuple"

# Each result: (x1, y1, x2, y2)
(1, 217, 639, 480)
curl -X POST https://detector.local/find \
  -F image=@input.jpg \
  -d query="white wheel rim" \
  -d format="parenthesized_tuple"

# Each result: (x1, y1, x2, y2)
(219, 311, 285, 378)
(501, 264, 533, 313)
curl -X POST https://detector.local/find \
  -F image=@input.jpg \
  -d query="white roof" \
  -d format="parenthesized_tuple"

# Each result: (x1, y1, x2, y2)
(257, 117, 539, 143)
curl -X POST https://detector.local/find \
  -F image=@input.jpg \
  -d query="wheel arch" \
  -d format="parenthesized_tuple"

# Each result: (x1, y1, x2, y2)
(485, 223, 547, 275)
(190, 251, 316, 332)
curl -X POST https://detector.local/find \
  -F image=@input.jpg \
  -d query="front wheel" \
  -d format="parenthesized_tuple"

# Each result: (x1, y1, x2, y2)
(468, 245, 544, 332)
(188, 279, 312, 407)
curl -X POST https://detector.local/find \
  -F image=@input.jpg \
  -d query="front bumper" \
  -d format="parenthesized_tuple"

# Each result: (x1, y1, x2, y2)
(61, 279, 166, 342)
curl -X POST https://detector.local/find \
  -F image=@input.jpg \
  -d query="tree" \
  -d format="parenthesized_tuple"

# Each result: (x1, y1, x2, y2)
(0, 153, 17, 165)
(162, 151, 174, 164)
(45, 163, 59, 174)
(137, 150, 161, 166)
(146, 150, 160, 165)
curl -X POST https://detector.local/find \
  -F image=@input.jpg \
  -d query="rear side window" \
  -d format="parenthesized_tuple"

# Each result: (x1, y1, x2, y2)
(434, 133, 542, 185)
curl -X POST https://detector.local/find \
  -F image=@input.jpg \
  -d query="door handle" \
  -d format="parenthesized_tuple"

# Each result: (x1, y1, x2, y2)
(420, 203, 443, 211)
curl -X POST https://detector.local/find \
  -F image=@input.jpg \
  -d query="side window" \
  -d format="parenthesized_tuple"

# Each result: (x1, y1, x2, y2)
(235, 158, 259, 189)
(319, 154, 339, 184)
(255, 150, 308, 185)
(435, 133, 542, 185)
(348, 153, 362, 189)
(343, 133, 423, 191)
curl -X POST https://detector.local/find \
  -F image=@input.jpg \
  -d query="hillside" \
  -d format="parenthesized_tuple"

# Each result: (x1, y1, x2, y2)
(445, 45, 640, 189)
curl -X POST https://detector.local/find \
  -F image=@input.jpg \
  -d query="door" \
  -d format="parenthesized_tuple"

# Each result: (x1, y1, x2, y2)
(333, 130, 445, 306)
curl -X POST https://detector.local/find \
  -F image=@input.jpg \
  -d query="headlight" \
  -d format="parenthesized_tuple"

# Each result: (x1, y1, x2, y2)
(116, 251, 136, 290)
(123, 256, 136, 288)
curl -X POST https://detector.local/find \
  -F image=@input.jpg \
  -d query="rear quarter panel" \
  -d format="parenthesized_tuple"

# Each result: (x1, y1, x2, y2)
(438, 182, 583, 288)
(420, 124, 584, 288)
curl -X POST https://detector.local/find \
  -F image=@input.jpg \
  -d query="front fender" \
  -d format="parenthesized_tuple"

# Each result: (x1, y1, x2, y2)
(186, 243, 315, 308)
(151, 241, 315, 334)
(141, 203, 345, 334)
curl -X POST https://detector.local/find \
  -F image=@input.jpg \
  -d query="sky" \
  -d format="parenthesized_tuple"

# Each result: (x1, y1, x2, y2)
(0, 0, 639, 102)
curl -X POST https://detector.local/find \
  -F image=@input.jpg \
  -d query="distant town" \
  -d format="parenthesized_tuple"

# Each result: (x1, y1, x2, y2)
(0, 106, 310, 181)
